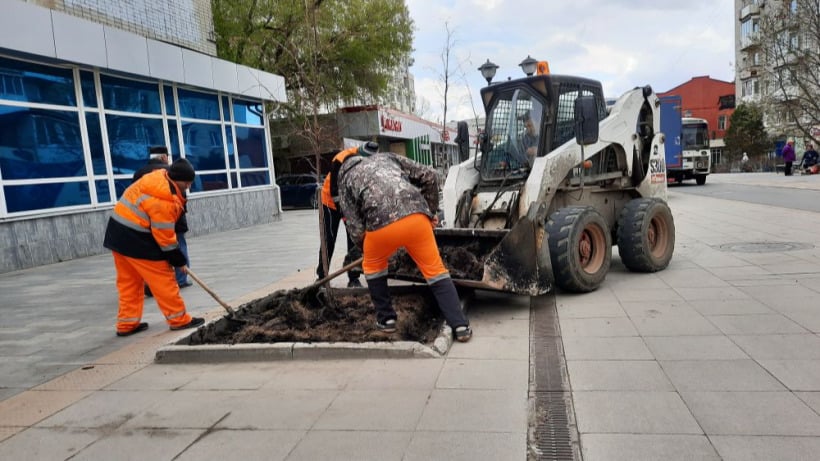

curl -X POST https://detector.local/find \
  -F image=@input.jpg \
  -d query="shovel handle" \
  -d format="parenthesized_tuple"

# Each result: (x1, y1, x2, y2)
(310, 257, 364, 290)
(185, 267, 236, 316)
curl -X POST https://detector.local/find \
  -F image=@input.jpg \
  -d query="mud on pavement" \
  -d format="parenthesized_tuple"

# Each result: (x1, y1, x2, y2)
(183, 285, 444, 345)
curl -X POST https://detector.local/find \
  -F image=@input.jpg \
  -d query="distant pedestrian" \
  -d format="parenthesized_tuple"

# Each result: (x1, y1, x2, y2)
(783, 138, 796, 176)
(133, 147, 193, 292)
(801, 143, 819, 174)
(105, 159, 204, 336)
(315, 142, 377, 287)
(338, 151, 472, 342)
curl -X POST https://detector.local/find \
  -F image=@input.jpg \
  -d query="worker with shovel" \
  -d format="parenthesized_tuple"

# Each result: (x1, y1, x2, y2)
(315, 143, 374, 288)
(338, 152, 472, 342)
(104, 158, 204, 336)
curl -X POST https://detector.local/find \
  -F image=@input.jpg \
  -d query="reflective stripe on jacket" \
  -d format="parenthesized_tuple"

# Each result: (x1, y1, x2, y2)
(104, 169, 186, 260)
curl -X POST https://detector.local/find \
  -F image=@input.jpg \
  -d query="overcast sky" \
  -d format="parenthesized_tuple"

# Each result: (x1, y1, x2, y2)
(406, 0, 736, 124)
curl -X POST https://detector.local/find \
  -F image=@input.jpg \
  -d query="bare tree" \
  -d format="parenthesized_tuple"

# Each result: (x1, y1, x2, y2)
(757, 0, 820, 145)
(430, 22, 473, 169)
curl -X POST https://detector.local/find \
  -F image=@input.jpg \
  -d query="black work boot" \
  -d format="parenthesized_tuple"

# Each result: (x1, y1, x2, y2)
(367, 275, 396, 330)
(429, 279, 470, 331)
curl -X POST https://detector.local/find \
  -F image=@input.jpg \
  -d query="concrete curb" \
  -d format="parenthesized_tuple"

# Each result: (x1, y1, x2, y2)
(154, 327, 453, 363)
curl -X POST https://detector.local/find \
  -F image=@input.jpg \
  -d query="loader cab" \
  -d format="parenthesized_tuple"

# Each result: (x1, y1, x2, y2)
(478, 74, 607, 183)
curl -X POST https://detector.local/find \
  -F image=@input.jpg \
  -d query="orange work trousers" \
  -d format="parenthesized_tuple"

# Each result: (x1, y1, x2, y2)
(112, 252, 192, 333)
(362, 213, 449, 282)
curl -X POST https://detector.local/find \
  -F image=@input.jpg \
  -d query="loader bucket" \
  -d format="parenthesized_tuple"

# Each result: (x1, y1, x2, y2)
(389, 214, 553, 296)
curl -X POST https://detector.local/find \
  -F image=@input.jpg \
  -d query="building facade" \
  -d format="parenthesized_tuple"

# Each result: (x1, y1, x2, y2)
(0, 0, 287, 273)
(735, 0, 819, 151)
(272, 105, 465, 180)
(658, 76, 736, 166)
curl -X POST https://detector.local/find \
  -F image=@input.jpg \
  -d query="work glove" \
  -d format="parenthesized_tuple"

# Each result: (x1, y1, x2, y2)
(166, 248, 187, 267)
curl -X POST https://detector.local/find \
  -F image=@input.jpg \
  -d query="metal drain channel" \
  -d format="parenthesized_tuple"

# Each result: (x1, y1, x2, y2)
(528, 293, 580, 461)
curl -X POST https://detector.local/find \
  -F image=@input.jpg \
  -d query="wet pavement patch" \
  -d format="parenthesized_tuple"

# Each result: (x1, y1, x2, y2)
(156, 285, 454, 363)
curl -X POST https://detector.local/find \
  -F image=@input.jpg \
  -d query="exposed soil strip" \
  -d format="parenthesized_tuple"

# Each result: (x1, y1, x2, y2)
(184, 286, 443, 345)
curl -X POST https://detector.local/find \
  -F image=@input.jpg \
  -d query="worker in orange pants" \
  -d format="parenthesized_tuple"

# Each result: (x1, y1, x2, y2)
(338, 152, 471, 342)
(104, 159, 204, 336)
(112, 253, 194, 333)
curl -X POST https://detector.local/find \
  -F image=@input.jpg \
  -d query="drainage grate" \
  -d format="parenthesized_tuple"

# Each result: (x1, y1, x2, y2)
(717, 241, 814, 253)
(528, 294, 580, 461)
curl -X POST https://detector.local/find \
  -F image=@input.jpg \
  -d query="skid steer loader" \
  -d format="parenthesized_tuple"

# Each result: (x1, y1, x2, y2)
(394, 70, 675, 295)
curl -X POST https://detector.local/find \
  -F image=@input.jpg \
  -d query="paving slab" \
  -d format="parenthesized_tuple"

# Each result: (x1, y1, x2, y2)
(681, 391, 820, 436)
(573, 391, 702, 434)
(580, 434, 720, 461)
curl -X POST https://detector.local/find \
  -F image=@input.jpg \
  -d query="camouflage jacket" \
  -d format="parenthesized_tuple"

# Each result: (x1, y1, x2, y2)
(338, 152, 439, 246)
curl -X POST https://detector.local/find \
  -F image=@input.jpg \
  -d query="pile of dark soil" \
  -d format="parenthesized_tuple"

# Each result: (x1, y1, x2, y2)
(389, 243, 487, 280)
(185, 285, 443, 345)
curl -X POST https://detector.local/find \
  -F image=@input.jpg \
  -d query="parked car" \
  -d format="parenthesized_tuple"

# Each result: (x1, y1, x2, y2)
(277, 173, 321, 209)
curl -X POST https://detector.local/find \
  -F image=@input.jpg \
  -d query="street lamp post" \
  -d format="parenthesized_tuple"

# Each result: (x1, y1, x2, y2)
(478, 59, 499, 85)
(519, 55, 538, 76)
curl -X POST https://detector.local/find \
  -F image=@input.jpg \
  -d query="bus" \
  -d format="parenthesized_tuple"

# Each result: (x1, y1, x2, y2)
(675, 117, 711, 185)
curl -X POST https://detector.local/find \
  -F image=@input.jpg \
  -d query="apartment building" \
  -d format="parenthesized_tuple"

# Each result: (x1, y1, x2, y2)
(735, 0, 819, 150)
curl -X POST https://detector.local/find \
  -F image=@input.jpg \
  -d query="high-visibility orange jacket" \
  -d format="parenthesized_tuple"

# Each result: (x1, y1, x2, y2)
(321, 146, 361, 210)
(103, 168, 187, 266)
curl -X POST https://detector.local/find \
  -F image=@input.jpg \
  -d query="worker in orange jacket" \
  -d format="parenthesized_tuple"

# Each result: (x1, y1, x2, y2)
(315, 142, 377, 287)
(103, 158, 204, 336)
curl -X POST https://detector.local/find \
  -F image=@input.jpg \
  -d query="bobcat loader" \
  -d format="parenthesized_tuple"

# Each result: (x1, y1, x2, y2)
(404, 72, 675, 295)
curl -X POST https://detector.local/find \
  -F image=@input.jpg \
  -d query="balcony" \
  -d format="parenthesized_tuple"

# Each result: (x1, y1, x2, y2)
(740, 3, 761, 21)
(740, 33, 761, 51)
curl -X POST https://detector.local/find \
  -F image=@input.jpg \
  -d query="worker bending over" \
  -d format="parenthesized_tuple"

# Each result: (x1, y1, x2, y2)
(104, 158, 204, 336)
(337, 151, 472, 342)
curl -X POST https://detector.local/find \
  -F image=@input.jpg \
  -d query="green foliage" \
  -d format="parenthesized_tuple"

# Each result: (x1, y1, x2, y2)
(212, 0, 414, 117)
(724, 103, 772, 164)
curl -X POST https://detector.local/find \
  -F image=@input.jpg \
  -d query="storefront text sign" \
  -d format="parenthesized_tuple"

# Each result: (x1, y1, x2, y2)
(381, 115, 402, 133)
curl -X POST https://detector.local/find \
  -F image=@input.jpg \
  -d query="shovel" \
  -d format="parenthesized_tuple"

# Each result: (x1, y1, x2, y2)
(300, 257, 364, 304)
(184, 267, 241, 320)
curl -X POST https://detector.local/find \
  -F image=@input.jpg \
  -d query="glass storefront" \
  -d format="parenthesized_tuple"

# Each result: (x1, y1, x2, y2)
(0, 54, 272, 217)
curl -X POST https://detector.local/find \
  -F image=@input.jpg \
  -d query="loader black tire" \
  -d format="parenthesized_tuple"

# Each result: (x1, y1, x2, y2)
(546, 206, 611, 293)
(617, 198, 675, 272)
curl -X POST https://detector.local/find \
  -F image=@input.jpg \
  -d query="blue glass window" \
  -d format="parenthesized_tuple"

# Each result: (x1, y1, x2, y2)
(95, 179, 111, 203)
(113, 178, 131, 199)
(5, 181, 90, 212)
(100, 75, 161, 114)
(105, 115, 164, 174)
(163, 85, 176, 116)
(81, 71, 97, 108)
(178, 88, 220, 121)
(235, 127, 268, 168)
(0, 56, 76, 106)
(222, 96, 231, 121)
(232, 99, 264, 125)
(182, 122, 225, 170)
(167, 119, 181, 156)
(0, 106, 85, 180)
(86, 113, 106, 175)
(193, 172, 228, 192)
(240, 171, 270, 187)
(224, 126, 236, 168)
